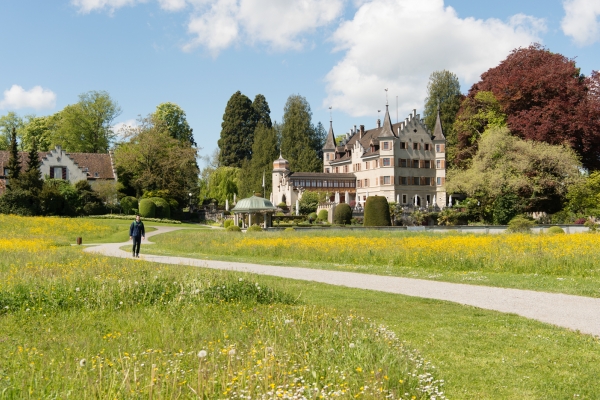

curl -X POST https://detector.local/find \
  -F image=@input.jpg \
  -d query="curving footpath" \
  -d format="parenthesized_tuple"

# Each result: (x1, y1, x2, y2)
(84, 226, 600, 337)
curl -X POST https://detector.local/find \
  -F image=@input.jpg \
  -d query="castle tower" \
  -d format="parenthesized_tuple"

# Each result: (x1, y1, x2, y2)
(323, 120, 336, 172)
(272, 154, 290, 206)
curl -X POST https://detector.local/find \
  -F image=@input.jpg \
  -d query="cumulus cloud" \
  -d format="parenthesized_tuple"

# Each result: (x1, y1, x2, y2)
(324, 0, 546, 117)
(71, 0, 144, 14)
(112, 119, 139, 137)
(0, 85, 57, 110)
(561, 0, 600, 46)
(183, 0, 345, 54)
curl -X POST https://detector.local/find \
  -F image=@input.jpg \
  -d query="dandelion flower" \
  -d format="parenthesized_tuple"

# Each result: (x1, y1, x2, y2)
(239, 278, 243, 282)
(228, 349, 236, 356)
(75, 287, 80, 292)
(349, 343, 355, 348)
(79, 359, 86, 367)
(198, 350, 207, 358)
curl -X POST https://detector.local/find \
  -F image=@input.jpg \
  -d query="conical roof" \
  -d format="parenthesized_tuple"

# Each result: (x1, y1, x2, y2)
(433, 105, 445, 140)
(231, 195, 277, 213)
(323, 120, 337, 150)
(378, 105, 395, 138)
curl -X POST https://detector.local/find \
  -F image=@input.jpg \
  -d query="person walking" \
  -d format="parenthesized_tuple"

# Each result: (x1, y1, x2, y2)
(129, 214, 145, 258)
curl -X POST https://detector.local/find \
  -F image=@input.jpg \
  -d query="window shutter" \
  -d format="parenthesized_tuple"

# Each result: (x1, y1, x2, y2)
(62, 167, 67, 180)
(441, 144, 445, 152)
(441, 160, 446, 169)
(50, 168, 54, 179)
(442, 177, 446, 185)
(420, 160, 424, 168)
(390, 158, 394, 166)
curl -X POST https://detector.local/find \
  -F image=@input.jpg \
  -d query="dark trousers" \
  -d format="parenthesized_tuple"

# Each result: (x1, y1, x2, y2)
(132, 236, 142, 255)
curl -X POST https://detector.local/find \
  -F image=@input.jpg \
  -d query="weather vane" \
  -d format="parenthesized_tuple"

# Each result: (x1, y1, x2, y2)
(385, 88, 388, 105)
(329, 106, 332, 122)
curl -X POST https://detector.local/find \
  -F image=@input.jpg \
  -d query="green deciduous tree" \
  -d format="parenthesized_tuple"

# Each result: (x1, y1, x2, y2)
(0, 112, 24, 150)
(565, 172, 600, 216)
(207, 166, 240, 205)
(21, 114, 56, 151)
(298, 191, 319, 215)
(52, 90, 121, 153)
(153, 102, 195, 145)
(280, 95, 321, 173)
(447, 127, 582, 223)
(114, 116, 199, 207)
(423, 70, 463, 157)
(453, 91, 507, 168)
(218, 91, 256, 168)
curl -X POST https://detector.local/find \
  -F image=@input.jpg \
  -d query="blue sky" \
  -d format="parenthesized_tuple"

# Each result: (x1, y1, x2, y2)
(1, 0, 599, 166)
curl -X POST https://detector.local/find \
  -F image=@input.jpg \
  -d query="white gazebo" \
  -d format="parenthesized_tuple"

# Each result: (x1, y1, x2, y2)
(231, 195, 278, 229)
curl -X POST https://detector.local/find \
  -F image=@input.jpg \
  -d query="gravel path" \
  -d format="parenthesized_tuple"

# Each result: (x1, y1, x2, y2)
(84, 226, 600, 337)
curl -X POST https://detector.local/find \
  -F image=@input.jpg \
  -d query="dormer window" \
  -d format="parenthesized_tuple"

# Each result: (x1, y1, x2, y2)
(382, 141, 389, 150)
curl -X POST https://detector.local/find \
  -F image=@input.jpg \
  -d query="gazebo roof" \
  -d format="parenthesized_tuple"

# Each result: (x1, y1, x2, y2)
(231, 195, 278, 213)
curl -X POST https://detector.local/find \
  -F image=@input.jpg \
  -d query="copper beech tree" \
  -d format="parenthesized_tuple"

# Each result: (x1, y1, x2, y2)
(456, 44, 600, 170)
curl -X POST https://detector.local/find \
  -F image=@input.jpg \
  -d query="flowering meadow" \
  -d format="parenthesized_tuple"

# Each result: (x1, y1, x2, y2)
(0, 216, 444, 399)
(146, 229, 600, 297)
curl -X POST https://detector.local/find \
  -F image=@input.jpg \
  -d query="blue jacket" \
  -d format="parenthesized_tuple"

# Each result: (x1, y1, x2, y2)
(129, 221, 145, 238)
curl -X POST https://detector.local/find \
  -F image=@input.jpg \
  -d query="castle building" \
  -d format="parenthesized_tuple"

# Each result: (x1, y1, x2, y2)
(272, 105, 447, 209)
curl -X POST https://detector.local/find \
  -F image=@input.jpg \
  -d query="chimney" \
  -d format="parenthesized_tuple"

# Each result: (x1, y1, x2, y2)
(377, 119, 381, 128)
(353, 125, 357, 135)
(413, 109, 417, 118)
(360, 125, 365, 138)
(405, 117, 409, 125)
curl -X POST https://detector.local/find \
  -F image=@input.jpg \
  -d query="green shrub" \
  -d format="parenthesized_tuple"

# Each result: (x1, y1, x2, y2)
(299, 191, 320, 214)
(317, 209, 328, 222)
(138, 199, 156, 218)
(506, 215, 535, 233)
(226, 225, 242, 232)
(284, 227, 295, 232)
(120, 196, 138, 215)
(547, 226, 565, 234)
(149, 197, 171, 219)
(224, 219, 234, 228)
(277, 202, 287, 208)
(364, 196, 391, 226)
(247, 224, 263, 232)
(333, 203, 352, 225)
(308, 212, 318, 221)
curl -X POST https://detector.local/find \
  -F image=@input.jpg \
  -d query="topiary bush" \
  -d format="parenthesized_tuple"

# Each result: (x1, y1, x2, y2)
(363, 196, 391, 226)
(138, 199, 156, 218)
(226, 225, 242, 232)
(506, 215, 535, 233)
(547, 226, 565, 234)
(308, 212, 318, 221)
(149, 197, 171, 219)
(333, 203, 352, 225)
(224, 219, 234, 228)
(284, 227, 295, 232)
(317, 209, 328, 222)
(120, 196, 138, 215)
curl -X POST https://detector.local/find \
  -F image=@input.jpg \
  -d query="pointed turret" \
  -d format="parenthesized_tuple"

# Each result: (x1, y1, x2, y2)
(433, 105, 445, 140)
(378, 104, 395, 138)
(323, 120, 337, 150)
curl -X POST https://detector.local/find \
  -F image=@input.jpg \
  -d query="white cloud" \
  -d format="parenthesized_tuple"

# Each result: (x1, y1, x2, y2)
(183, 0, 345, 54)
(71, 0, 145, 14)
(561, 0, 600, 46)
(112, 119, 139, 137)
(0, 85, 57, 110)
(324, 0, 546, 117)
(157, 0, 187, 11)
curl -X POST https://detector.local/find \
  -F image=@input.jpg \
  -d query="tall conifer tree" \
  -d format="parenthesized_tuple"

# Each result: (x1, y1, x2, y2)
(22, 137, 44, 194)
(6, 128, 21, 190)
(238, 124, 279, 198)
(280, 95, 321, 172)
(218, 91, 256, 168)
(252, 94, 272, 129)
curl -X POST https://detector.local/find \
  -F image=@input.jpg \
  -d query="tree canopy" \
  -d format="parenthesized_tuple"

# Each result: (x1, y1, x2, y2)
(238, 124, 279, 198)
(252, 94, 272, 129)
(468, 44, 600, 170)
(218, 91, 257, 168)
(0, 112, 24, 150)
(280, 95, 322, 173)
(423, 70, 463, 156)
(114, 116, 199, 206)
(153, 102, 195, 145)
(447, 127, 582, 223)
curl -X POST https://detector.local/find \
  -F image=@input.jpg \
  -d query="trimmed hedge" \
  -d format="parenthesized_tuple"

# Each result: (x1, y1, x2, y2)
(138, 199, 156, 218)
(333, 203, 353, 225)
(85, 215, 181, 223)
(120, 196, 138, 215)
(224, 219, 234, 228)
(317, 209, 328, 222)
(547, 226, 565, 234)
(149, 197, 171, 219)
(226, 225, 242, 232)
(363, 196, 391, 226)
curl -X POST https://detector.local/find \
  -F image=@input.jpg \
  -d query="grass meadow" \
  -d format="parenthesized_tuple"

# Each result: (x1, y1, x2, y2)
(0, 216, 444, 399)
(144, 228, 600, 297)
